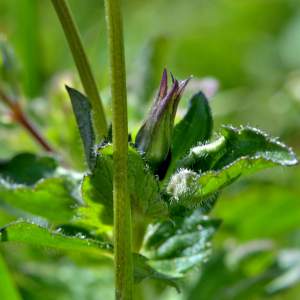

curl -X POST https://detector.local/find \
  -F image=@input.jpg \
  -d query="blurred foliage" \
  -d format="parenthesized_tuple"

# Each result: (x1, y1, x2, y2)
(0, 0, 300, 299)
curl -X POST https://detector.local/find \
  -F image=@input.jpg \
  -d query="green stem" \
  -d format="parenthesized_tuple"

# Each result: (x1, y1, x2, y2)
(104, 0, 133, 299)
(51, 0, 107, 140)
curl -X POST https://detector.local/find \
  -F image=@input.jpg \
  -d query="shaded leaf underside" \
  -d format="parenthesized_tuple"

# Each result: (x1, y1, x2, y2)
(66, 86, 96, 171)
(143, 210, 221, 278)
(0, 153, 58, 186)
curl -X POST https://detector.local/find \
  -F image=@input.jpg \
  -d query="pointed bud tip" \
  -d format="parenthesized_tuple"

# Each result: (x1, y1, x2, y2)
(170, 71, 175, 84)
(178, 75, 192, 94)
(158, 68, 168, 100)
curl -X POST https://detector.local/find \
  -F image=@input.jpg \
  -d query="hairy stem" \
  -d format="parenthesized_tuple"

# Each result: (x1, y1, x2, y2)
(104, 0, 133, 299)
(0, 89, 54, 152)
(51, 0, 107, 140)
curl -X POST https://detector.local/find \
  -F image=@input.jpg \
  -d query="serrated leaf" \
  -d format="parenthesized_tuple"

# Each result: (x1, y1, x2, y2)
(168, 153, 298, 211)
(143, 210, 220, 279)
(165, 92, 213, 180)
(180, 126, 298, 173)
(127, 146, 169, 220)
(0, 221, 179, 290)
(77, 153, 114, 232)
(78, 145, 168, 232)
(132, 254, 180, 292)
(0, 178, 79, 224)
(0, 252, 22, 300)
(0, 153, 58, 185)
(99, 145, 169, 221)
(66, 86, 96, 171)
(167, 126, 298, 212)
(0, 222, 114, 258)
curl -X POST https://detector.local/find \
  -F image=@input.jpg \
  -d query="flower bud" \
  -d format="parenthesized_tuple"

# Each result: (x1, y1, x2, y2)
(135, 69, 191, 173)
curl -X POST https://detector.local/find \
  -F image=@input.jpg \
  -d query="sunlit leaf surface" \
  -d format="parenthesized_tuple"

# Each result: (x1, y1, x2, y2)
(0, 222, 114, 258)
(167, 126, 298, 212)
(0, 178, 80, 224)
(77, 145, 168, 232)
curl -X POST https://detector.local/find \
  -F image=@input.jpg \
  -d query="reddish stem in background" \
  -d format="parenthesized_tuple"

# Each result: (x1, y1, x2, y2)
(0, 89, 55, 153)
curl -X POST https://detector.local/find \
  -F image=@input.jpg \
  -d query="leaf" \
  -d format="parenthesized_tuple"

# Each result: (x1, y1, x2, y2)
(0, 178, 80, 224)
(0, 222, 114, 259)
(167, 155, 295, 212)
(180, 126, 298, 173)
(143, 210, 221, 279)
(0, 153, 58, 185)
(166, 126, 299, 212)
(77, 153, 114, 232)
(132, 254, 180, 292)
(66, 86, 96, 170)
(77, 145, 168, 232)
(0, 252, 22, 300)
(100, 145, 169, 221)
(0, 221, 179, 290)
(165, 92, 213, 180)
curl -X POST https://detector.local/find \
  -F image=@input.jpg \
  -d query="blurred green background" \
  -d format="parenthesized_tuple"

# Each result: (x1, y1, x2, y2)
(1, 0, 300, 299)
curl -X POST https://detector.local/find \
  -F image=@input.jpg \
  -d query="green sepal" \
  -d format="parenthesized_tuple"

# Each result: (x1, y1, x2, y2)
(66, 86, 96, 171)
(0, 178, 80, 224)
(165, 92, 213, 180)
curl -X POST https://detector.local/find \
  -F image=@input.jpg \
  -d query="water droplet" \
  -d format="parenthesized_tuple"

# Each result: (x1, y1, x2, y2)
(197, 225, 203, 230)
(106, 244, 110, 249)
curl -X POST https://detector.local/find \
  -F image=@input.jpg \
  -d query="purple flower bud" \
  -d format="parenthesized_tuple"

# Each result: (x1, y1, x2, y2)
(135, 69, 191, 173)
